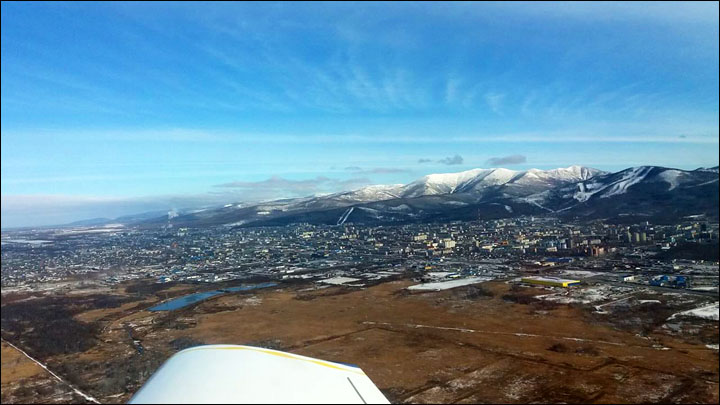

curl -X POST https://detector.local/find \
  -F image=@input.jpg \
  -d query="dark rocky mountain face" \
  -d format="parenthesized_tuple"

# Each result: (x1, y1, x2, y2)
(548, 166, 719, 223)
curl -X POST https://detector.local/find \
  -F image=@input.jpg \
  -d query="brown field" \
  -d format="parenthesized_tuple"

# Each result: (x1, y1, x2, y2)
(1, 342, 44, 384)
(1, 342, 88, 404)
(2, 279, 718, 403)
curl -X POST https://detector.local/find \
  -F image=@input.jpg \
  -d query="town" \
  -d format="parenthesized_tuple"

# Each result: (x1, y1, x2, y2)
(2, 217, 718, 293)
(2, 217, 718, 404)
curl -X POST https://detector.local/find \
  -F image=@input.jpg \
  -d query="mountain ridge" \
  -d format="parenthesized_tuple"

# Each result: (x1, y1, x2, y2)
(31, 165, 717, 230)
(140, 165, 716, 228)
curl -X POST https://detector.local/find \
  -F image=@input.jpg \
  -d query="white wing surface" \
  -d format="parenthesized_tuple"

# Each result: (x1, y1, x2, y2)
(128, 344, 389, 404)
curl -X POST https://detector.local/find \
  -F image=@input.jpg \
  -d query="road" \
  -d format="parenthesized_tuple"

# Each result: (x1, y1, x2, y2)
(1, 338, 100, 404)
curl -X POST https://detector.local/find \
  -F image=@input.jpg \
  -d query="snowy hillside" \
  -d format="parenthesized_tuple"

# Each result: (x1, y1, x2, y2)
(400, 166, 604, 198)
(134, 164, 717, 228)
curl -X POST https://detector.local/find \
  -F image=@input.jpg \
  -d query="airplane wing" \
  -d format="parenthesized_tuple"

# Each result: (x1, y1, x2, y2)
(128, 344, 390, 404)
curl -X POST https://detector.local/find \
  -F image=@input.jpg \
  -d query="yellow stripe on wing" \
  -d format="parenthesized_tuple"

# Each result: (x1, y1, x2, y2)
(180, 345, 366, 375)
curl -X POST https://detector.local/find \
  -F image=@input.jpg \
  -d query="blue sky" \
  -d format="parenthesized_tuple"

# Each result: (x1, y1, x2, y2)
(1, 1, 718, 227)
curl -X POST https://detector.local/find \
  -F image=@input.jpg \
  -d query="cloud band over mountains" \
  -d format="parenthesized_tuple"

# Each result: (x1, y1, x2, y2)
(418, 155, 465, 165)
(214, 175, 370, 197)
(344, 167, 410, 174)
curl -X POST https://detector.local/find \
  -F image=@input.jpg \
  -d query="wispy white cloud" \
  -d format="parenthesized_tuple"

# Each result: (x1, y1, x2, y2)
(486, 1, 719, 25)
(484, 92, 505, 114)
(445, 76, 461, 105)
(5, 124, 718, 147)
(2, 1, 717, 214)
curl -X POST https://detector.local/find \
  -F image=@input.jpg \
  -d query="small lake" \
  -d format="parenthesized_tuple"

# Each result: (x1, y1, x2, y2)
(148, 282, 277, 311)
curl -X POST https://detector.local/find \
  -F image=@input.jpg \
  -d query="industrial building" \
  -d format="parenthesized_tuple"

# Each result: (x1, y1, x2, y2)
(650, 275, 689, 288)
(521, 276, 581, 288)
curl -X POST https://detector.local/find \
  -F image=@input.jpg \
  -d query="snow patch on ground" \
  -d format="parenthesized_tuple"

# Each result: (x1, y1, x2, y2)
(319, 277, 361, 285)
(242, 296, 262, 306)
(520, 193, 555, 212)
(601, 166, 654, 198)
(668, 302, 719, 321)
(657, 169, 684, 190)
(538, 284, 633, 304)
(408, 276, 494, 291)
(573, 181, 602, 202)
(690, 286, 719, 292)
(522, 190, 550, 203)
(337, 207, 354, 225)
(693, 178, 719, 187)
(223, 220, 249, 227)
(427, 272, 455, 279)
(559, 270, 604, 278)
(574, 166, 653, 202)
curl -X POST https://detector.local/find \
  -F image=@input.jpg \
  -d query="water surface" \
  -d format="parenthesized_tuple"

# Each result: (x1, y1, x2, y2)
(149, 282, 277, 311)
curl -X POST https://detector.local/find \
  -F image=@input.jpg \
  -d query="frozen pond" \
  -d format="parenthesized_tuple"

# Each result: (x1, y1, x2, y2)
(149, 282, 277, 311)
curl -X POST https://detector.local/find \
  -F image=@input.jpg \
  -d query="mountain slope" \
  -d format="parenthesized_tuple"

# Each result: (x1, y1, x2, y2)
(534, 166, 719, 222)
(399, 166, 604, 198)
(135, 165, 717, 228)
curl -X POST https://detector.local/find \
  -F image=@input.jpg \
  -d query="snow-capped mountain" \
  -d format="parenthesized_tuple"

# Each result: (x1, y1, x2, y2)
(571, 166, 657, 202)
(695, 166, 720, 174)
(400, 168, 496, 197)
(278, 165, 605, 211)
(135, 165, 717, 228)
(566, 166, 717, 202)
(323, 184, 404, 203)
(399, 166, 604, 198)
(527, 166, 720, 220)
